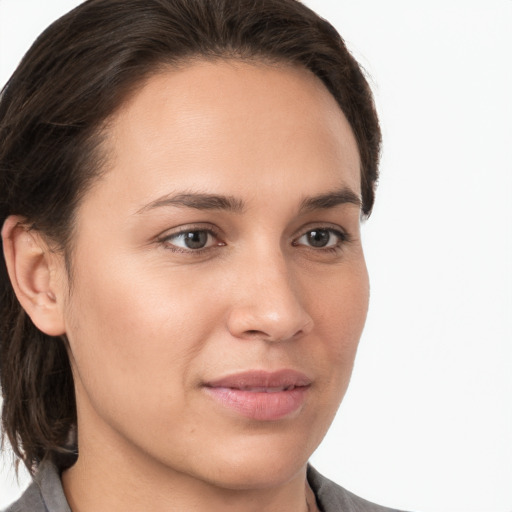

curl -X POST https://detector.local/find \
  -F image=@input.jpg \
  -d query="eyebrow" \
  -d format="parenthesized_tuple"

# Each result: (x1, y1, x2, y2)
(299, 187, 362, 213)
(136, 187, 361, 215)
(136, 192, 245, 214)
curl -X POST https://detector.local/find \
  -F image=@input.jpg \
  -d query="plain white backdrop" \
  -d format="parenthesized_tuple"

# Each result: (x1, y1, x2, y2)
(0, 1, 510, 511)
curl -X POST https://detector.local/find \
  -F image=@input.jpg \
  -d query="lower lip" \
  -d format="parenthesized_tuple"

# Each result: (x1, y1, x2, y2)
(204, 386, 309, 421)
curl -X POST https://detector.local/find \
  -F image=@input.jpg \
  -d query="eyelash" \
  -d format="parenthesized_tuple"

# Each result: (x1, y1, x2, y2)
(292, 227, 349, 254)
(158, 225, 350, 255)
(158, 226, 223, 254)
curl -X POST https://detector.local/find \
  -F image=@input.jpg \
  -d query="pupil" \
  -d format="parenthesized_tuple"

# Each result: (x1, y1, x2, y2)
(184, 231, 207, 249)
(307, 230, 329, 247)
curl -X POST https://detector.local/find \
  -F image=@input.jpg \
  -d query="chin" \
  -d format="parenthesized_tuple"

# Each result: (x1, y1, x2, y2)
(202, 457, 308, 491)
(184, 428, 320, 491)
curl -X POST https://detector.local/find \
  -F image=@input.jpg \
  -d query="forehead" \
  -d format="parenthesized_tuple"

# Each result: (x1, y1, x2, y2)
(91, 60, 361, 212)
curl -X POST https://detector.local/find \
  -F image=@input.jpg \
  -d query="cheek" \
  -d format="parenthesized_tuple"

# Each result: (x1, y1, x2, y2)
(63, 254, 221, 418)
(313, 260, 369, 384)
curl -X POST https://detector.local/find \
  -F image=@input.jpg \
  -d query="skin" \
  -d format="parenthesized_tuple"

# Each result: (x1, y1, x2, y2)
(3, 60, 368, 512)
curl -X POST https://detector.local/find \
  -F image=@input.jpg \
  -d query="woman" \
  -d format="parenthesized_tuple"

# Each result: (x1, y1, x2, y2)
(0, 0, 400, 510)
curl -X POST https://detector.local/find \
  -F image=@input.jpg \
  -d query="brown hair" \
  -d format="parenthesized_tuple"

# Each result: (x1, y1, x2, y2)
(0, 0, 381, 473)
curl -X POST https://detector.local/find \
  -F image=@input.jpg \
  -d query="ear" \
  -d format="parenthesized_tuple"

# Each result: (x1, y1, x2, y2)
(2, 215, 66, 336)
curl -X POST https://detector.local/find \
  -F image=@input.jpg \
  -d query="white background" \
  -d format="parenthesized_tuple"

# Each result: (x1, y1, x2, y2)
(0, 1, 511, 511)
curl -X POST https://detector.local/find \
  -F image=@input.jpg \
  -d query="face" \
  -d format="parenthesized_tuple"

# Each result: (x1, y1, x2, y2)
(60, 60, 369, 490)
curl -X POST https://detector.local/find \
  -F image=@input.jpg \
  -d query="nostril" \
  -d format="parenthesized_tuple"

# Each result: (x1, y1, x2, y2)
(228, 302, 314, 343)
(242, 328, 305, 343)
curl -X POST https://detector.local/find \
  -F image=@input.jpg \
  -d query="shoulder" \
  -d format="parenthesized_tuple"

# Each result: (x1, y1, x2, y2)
(1, 481, 45, 512)
(307, 466, 409, 512)
(1, 462, 71, 512)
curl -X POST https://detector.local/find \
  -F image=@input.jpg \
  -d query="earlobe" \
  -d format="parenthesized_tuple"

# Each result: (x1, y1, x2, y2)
(2, 215, 66, 336)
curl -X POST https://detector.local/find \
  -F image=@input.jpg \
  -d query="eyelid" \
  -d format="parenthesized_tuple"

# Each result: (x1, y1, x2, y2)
(155, 222, 351, 254)
(293, 223, 350, 240)
(291, 224, 351, 250)
(157, 224, 224, 253)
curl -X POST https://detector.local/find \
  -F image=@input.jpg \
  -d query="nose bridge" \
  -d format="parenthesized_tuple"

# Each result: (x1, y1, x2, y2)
(227, 245, 313, 342)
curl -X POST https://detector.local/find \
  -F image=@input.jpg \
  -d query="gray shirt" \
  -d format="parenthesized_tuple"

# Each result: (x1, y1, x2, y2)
(2, 463, 406, 512)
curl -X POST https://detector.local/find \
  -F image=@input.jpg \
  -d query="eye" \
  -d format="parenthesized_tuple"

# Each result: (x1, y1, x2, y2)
(293, 228, 346, 249)
(161, 229, 223, 252)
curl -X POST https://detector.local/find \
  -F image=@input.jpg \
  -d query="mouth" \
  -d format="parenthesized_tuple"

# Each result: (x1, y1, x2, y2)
(229, 385, 297, 392)
(203, 370, 312, 421)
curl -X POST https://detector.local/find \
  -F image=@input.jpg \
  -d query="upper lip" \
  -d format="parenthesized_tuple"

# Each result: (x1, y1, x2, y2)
(204, 369, 312, 391)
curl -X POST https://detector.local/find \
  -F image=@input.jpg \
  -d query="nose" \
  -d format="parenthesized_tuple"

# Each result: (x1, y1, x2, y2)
(226, 251, 314, 343)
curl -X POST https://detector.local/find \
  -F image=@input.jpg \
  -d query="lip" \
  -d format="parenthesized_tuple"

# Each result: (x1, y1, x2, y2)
(203, 370, 311, 421)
